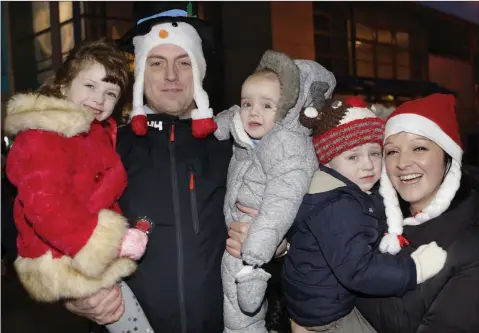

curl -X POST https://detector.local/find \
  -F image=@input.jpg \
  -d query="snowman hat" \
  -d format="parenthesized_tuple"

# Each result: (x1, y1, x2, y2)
(379, 94, 463, 254)
(122, 10, 216, 137)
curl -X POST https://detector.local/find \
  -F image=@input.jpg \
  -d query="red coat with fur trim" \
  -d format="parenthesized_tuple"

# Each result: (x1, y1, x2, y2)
(4, 94, 136, 302)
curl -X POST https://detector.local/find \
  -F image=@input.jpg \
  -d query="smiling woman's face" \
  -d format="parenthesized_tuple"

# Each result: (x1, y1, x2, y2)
(64, 61, 121, 121)
(384, 132, 446, 213)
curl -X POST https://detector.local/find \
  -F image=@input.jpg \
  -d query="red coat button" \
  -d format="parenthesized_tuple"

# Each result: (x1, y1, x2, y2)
(94, 172, 104, 182)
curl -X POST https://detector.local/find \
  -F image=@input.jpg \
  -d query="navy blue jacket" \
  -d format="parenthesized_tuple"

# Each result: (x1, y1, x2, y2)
(283, 165, 417, 327)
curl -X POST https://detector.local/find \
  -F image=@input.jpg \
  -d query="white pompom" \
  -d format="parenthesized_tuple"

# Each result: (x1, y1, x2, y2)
(304, 107, 319, 118)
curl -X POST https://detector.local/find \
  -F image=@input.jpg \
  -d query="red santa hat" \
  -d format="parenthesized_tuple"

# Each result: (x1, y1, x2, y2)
(379, 93, 463, 254)
(130, 18, 217, 137)
(302, 96, 385, 164)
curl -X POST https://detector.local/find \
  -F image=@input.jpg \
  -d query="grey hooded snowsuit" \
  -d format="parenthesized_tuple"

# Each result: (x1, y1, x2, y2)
(215, 53, 336, 333)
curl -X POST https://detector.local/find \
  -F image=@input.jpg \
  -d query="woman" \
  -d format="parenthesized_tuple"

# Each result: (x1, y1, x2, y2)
(356, 93, 479, 332)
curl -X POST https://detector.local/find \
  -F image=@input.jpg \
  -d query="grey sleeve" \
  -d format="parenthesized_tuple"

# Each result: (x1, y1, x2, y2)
(214, 105, 240, 141)
(241, 132, 317, 266)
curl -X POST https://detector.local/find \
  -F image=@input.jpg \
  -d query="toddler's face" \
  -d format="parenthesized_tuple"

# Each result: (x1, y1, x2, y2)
(327, 142, 382, 192)
(240, 75, 280, 140)
(64, 61, 121, 121)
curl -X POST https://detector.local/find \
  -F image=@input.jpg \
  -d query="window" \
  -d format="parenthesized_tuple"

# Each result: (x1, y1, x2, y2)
(312, 4, 412, 81)
(313, 2, 351, 77)
(351, 20, 411, 80)
(60, 2, 74, 57)
(32, 2, 53, 85)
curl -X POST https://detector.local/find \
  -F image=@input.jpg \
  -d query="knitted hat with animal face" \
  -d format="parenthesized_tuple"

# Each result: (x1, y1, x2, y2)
(300, 96, 385, 164)
(123, 10, 217, 137)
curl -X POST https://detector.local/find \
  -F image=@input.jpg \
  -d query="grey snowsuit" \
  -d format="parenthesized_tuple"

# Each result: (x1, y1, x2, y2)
(215, 59, 336, 333)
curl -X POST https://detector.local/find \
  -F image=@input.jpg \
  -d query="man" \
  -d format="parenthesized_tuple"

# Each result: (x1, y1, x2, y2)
(65, 11, 233, 333)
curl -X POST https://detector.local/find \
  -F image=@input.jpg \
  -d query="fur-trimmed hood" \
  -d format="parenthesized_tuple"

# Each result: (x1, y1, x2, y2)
(4, 93, 95, 137)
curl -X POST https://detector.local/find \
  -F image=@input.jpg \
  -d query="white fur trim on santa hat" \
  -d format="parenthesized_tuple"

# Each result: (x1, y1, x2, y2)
(385, 113, 463, 163)
(339, 106, 378, 125)
(131, 21, 209, 118)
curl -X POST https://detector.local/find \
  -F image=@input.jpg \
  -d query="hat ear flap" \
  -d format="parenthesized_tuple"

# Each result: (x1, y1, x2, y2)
(311, 81, 330, 109)
(299, 80, 330, 130)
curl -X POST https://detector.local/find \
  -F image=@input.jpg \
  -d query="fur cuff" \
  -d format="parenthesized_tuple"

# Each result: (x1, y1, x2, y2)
(191, 107, 213, 120)
(15, 252, 136, 302)
(72, 209, 128, 278)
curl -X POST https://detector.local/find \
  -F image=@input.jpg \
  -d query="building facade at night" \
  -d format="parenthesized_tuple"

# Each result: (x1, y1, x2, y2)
(1, 1, 478, 163)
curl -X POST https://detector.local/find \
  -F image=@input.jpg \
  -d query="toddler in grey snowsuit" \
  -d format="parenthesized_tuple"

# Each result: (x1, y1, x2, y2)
(213, 51, 336, 333)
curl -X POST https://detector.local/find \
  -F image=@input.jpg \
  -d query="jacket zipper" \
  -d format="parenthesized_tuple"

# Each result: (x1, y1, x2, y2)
(169, 123, 187, 333)
(189, 166, 200, 234)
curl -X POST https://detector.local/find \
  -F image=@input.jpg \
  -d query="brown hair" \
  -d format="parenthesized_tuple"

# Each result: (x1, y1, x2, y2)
(39, 38, 130, 100)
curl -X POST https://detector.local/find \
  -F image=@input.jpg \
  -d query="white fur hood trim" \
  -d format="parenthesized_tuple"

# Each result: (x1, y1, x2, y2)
(4, 93, 94, 137)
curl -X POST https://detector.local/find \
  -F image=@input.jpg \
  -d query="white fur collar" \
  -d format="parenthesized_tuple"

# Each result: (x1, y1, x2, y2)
(5, 93, 94, 137)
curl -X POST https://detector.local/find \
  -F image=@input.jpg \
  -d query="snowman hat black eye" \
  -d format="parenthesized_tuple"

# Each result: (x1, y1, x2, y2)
(172, 22, 178, 27)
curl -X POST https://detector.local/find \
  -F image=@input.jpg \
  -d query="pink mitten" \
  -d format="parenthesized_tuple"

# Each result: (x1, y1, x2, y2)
(119, 228, 148, 260)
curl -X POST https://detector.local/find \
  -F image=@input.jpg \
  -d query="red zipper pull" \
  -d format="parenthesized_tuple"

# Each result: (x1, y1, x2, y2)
(189, 171, 195, 191)
(170, 123, 175, 142)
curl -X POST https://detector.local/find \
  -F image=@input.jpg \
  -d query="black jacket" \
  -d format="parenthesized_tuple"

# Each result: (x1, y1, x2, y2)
(115, 114, 232, 333)
(357, 173, 479, 333)
(283, 166, 416, 327)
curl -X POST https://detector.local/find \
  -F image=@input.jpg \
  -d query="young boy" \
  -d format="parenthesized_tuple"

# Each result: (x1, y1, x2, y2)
(283, 97, 448, 332)
(212, 51, 336, 333)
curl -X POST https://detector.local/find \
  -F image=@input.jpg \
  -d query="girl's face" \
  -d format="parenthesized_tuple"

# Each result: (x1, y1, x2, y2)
(384, 132, 446, 213)
(64, 61, 121, 121)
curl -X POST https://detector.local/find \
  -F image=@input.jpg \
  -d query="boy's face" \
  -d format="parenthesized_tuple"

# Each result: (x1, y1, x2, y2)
(240, 75, 280, 140)
(327, 142, 382, 192)
(65, 61, 121, 121)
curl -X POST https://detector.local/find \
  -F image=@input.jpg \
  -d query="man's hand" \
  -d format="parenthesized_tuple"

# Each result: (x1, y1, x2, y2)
(226, 204, 258, 259)
(226, 221, 250, 259)
(64, 284, 125, 325)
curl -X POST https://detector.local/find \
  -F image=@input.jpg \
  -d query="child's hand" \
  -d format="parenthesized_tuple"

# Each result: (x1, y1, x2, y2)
(411, 241, 447, 284)
(119, 228, 148, 260)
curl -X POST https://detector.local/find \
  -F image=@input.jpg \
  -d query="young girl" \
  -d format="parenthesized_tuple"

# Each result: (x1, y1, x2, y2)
(4, 38, 153, 333)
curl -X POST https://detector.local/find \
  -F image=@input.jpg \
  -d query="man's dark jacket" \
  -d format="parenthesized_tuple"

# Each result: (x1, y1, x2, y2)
(91, 114, 232, 333)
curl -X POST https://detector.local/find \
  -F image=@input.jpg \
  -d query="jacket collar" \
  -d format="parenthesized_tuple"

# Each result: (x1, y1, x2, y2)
(4, 93, 94, 137)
